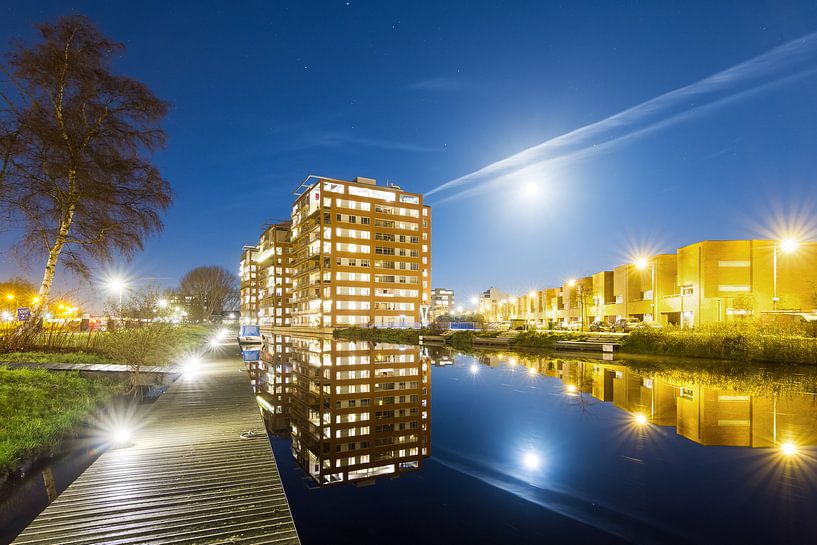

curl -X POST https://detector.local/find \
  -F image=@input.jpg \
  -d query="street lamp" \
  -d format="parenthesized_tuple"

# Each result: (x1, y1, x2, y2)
(635, 257, 657, 323)
(106, 278, 126, 316)
(773, 239, 799, 310)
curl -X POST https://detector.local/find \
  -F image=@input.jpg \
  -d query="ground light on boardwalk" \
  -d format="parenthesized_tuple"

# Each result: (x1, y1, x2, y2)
(12, 339, 300, 545)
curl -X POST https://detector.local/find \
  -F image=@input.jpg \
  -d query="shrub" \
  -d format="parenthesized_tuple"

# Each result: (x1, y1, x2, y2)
(100, 323, 187, 392)
(621, 322, 817, 365)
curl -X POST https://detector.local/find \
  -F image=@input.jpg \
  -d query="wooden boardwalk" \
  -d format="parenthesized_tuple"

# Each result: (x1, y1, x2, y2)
(13, 346, 301, 545)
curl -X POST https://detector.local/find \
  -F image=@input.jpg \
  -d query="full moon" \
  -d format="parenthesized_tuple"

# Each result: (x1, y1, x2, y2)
(522, 451, 541, 470)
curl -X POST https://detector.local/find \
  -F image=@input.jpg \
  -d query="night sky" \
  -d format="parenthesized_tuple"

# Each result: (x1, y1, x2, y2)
(2, 1, 817, 306)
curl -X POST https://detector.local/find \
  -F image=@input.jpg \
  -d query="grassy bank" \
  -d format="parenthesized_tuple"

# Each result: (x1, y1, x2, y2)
(0, 367, 123, 477)
(333, 327, 430, 345)
(0, 351, 113, 364)
(0, 324, 214, 366)
(333, 327, 591, 350)
(621, 323, 817, 365)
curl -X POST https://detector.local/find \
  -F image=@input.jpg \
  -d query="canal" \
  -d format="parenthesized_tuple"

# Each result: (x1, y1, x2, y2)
(255, 335, 817, 545)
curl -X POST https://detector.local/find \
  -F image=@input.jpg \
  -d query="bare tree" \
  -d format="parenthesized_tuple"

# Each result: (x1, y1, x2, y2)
(179, 266, 239, 322)
(0, 15, 172, 311)
(112, 284, 174, 321)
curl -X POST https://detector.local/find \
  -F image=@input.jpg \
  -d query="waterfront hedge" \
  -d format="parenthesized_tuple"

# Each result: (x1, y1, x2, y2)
(0, 367, 122, 478)
(333, 327, 431, 345)
(333, 327, 592, 350)
(620, 323, 817, 365)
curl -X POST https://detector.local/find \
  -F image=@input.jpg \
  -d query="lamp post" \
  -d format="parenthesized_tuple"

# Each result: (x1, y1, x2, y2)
(773, 239, 798, 310)
(107, 278, 126, 316)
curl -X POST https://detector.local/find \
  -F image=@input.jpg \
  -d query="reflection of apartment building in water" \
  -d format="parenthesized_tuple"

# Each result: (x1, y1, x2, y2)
(258, 336, 431, 486)
(240, 176, 432, 328)
(538, 358, 817, 448)
(256, 334, 294, 434)
(482, 240, 817, 329)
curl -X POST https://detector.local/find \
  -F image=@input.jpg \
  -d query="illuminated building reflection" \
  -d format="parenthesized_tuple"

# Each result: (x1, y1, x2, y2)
(254, 335, 431, 486)
(481, 351, 817, 451)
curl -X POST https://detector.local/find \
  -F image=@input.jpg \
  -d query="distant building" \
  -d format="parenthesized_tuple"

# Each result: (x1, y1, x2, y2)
(239, 245, 258, 324)
(255, 222, 292, 327)
(430, 288, 455, 319)
(482, 239, 817, 328)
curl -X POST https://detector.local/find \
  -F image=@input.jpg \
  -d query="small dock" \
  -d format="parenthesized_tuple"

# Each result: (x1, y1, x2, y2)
(12, 347, 300, 545)
(3, 362, 179, 385)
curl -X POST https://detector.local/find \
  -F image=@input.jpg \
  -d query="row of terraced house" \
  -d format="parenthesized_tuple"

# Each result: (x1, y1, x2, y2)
(480, 239, 817, 329)
(240, 175, 432, 329)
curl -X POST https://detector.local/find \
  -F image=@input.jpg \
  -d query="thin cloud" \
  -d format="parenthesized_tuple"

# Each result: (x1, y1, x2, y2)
(426, 31, 817, 200)
(407, 76, 460, 91)
(300, 130, 441, 153)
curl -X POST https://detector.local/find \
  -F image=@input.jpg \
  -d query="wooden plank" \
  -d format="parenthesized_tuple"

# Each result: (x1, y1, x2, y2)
(12, 349, 300, 545)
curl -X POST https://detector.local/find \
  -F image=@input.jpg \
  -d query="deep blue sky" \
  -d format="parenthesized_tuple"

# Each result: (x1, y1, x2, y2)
(2, 0, 817, 306)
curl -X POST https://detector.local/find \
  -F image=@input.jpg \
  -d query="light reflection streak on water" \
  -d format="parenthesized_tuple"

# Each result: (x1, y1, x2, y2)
(430, 447, 682, 545)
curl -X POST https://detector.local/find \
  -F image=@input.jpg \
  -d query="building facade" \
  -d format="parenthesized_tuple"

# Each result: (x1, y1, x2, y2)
(256, 222, 292, 327)
(240, 175, 432, 329)
(430, 288, 455, 319)
(239, 245, 258, 324)
(482, 239, 817, 329)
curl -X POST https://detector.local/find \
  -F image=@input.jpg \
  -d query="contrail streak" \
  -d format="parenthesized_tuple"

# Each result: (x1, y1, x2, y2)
(425, 31, 817, 200)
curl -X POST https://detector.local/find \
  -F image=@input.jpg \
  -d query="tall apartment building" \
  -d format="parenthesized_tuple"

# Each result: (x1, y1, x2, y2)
(239, 245, 258, 323)
(255, 222, 292, 327)
(240, 175, 432, 328)
(289, 175, 431, 328)
(430, 288, 455, 319)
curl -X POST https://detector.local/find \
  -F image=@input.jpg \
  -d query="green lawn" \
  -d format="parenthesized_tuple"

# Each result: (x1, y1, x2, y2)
(0, 323, 217, 366)
(0, 366, 123, 476)
(0, 351, 114, 364)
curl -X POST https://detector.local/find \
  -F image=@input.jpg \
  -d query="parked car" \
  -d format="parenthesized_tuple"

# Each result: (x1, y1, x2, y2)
(555, 321, 582, 331)
(635, 320, 663, 331)
(589, 320, 612, 332)
(613, 318, 642, 332)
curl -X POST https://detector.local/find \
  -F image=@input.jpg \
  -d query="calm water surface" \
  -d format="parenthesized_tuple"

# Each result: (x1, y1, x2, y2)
(256, 335, 817, 545)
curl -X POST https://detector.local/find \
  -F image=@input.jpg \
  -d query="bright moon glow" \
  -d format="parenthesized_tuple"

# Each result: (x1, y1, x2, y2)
(634, 413, 648, 425)
(780, 239, 799, 253)
(781, 442, 798, 456)
(522, 451, 541, 470)
(524, 182, 538, 197)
